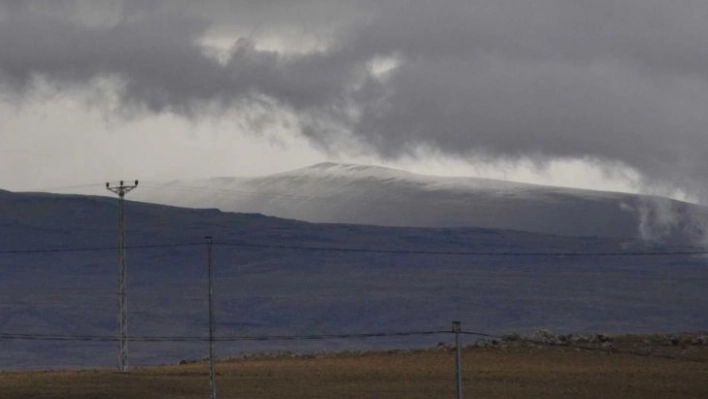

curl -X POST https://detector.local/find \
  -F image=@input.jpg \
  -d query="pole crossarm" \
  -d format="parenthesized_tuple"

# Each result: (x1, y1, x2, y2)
(106, 180, 139, 197)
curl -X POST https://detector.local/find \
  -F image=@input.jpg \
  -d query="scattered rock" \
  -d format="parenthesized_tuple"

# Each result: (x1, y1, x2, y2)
(436, 342, 452, 350)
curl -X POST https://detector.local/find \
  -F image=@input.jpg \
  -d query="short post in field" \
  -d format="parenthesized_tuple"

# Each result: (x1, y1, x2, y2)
(452, 320, 463, 399)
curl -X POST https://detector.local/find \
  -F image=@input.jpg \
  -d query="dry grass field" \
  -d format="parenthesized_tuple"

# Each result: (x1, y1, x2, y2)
(1, 338, 707, 399)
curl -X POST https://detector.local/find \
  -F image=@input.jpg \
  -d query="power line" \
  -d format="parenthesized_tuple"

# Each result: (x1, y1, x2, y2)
(0, 240, 706, 257)
(16, 182, 344, 204)
(18, 183, 104, 193)
(215, 241, 708, 257)
(0, 242, 202, 255)
(0, 330, 449, 342)
(222, 330, 450, 341)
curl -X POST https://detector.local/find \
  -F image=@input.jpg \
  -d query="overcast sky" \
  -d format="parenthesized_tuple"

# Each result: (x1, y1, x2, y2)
(1, 0, 707, 201)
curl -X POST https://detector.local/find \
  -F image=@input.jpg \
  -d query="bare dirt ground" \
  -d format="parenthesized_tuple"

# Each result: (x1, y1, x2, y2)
(1, 334, 707, 399)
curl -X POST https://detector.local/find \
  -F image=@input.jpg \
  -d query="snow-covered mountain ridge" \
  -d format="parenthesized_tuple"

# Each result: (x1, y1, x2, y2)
(134, 162, 708, 243)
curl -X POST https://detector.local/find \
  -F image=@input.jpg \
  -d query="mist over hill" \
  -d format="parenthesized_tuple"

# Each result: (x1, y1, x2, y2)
(0, 189, 706, 369)
(133, 163, 708, 244)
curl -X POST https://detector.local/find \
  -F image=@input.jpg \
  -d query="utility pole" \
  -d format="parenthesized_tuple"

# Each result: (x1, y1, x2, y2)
(453, 320, 463, 399)
(206, 235, 217, 399)
(106, 180, 138, 372)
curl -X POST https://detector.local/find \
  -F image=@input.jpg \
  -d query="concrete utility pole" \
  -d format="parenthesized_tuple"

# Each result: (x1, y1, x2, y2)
(106, 180, 138, 372)
(206, 235, 217, 399)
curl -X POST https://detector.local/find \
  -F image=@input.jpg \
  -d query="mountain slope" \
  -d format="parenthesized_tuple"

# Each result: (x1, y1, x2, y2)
(0, 190, 706, 369)
(133, 163, 708, 242)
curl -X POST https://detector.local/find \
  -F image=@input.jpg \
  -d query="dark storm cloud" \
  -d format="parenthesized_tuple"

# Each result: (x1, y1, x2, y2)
(342, 1, 708, 197)
(2, 0, 708, 198)
(0, 0, 365, 115)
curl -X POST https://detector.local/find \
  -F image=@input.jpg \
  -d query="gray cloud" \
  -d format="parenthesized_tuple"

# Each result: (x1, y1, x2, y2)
(3, 0, 708, 199)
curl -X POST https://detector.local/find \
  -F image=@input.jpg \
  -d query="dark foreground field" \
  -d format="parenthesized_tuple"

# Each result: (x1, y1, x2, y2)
(2, 336, 707, 399)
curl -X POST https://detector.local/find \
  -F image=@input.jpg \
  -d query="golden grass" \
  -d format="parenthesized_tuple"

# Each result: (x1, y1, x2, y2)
(1, 344, 707, 399)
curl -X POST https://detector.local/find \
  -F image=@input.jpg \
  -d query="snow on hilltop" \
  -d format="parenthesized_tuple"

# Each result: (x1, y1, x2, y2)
(133, 162, 708, 242)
